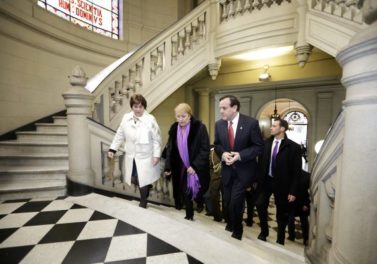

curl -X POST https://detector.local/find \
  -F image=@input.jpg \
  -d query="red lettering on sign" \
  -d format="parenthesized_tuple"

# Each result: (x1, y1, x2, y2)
(59, 0, 70, 11)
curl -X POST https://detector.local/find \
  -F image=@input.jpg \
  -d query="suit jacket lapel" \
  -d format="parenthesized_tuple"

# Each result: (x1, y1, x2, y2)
(234, 114, 244, 150)
(221, 120, 231, 150)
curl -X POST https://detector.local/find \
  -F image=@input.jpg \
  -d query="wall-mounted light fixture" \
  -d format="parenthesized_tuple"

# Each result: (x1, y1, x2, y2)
(259, 64, 271, 81)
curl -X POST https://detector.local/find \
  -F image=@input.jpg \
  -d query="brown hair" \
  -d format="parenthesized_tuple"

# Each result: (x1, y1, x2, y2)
(274, 118, 289, 131)
(129, 94, 147, 109)
(219, 95, 240, 111)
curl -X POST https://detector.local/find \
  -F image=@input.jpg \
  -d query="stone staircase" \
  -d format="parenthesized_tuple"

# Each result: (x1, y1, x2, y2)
(67, 193, 306, 264)
(0, 116, 68, 200)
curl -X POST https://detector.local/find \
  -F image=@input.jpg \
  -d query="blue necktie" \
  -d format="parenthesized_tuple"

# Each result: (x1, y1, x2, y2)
(271, 140, 279, 176)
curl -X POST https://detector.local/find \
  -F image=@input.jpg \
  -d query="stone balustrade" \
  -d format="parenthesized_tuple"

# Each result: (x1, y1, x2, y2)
(311, 0, 363, 23)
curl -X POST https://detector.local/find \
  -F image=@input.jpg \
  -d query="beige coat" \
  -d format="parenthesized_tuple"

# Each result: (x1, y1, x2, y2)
(110, 111, 162, 187)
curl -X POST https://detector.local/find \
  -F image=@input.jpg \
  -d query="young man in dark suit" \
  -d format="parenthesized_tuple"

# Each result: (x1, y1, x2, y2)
(214, 95, 264, 240)
(256, 118, 302, 245)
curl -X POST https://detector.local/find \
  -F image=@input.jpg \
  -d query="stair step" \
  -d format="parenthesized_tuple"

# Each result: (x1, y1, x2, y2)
(0, 166, 67, 180)
(0, 180, 66, 200)
(0, 154, 68, 167)
(35, 123, 67, 133)
(52, 116, 67, 125)
(0, 141, 68, 155)
(15, 131, 68, 143)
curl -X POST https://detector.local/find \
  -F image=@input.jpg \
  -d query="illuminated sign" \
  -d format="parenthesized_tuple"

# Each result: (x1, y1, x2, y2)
(38, 0, 119, 39)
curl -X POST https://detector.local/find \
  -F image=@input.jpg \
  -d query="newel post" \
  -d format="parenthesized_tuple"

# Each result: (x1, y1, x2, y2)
(63, 66, 95, 196)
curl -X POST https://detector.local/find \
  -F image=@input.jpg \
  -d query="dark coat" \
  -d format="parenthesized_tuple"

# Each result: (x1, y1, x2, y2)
(292, 170, 311, 216)
(164, 117, 210, 199)
(214, 114, 264, 187)
(258, 134, 302, 202)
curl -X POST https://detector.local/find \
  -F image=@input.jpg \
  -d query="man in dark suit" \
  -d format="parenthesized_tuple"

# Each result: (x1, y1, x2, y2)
(214, 95, 264, 240)
(256, 118, 302, 245)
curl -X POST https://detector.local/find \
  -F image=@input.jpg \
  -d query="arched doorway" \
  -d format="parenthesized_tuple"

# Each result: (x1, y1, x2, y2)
(257, 99, 309, 171)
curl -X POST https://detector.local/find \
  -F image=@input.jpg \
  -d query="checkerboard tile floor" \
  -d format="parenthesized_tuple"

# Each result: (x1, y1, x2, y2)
(0, 197, 202, 264)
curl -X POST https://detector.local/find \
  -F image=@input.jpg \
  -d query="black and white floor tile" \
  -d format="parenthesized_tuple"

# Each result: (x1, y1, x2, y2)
(0, 197, 202, 264)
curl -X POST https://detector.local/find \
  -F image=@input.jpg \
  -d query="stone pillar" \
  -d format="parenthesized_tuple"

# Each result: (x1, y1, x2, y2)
(331, 2, 377, 263)
(63, 66, 95, 196)
(196, 88, 210, 129)
(295, 0, 312, 67)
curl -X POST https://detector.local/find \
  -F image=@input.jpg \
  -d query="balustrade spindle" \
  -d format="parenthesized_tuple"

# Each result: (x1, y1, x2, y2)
(324, 1, 335, 14)
(171, 35, 178, 64)
(228, 0, 235, 17)
(198, 14, 205, 39)
(112, 156, 122, 184)
(128, 67, 135, 93)
(221, 1, 228, 21)
(134, 62, 143, 90)
(178, 30, 186, 57)
(236, 0, 243, 15)
(191, 20, 198, 45)
(113, 81, 121, 113)
(185, 25, 192, 50)
(252, 0, 261, 10)
(313, 0, 324, 11)
(244, 0, 251, 12)
(156, 45, 164, 74)
(333, 0, 346, 17)
(150, 51, 157, 80)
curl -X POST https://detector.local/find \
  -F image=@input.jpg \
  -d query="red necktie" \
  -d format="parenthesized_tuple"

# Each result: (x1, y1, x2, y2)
(228, 121, 234, 150)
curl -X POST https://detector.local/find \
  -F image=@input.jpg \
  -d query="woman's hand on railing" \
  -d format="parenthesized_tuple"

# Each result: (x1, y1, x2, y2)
(108, 151, 115, 159)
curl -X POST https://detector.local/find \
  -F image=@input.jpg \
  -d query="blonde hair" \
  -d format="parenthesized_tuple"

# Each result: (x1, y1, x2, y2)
(174, 103, 192, 116)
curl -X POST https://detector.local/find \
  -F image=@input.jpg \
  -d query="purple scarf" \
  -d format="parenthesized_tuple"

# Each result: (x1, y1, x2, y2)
(177, 122, 201, 200)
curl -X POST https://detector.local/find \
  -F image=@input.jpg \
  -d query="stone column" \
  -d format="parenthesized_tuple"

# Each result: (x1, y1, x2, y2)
(196, 88, 210, 129)
(63, 66, 95, 196)
(331, 2, 377, 263)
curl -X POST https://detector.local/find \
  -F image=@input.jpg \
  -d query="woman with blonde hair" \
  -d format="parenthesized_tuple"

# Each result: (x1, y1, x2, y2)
(164, 103, 210, 220)
(108, 94, 162, 208)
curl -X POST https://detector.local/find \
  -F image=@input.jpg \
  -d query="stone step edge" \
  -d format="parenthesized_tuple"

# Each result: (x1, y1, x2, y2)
(0, 181, 67, 192)
(0, 166, 68, 173)
(15, 131, 68, 135)
(0, 141, 68, 146)
(0, 154, 68, 158)
(35, 123, 67, 127)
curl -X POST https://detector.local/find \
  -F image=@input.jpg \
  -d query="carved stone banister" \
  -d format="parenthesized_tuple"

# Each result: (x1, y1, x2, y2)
(88, 1, 210, 128)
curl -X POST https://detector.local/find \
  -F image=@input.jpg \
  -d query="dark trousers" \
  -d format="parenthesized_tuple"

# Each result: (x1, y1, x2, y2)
(256, 177, 290, 243)
(288, 213, 309, 242)
(208, 171, 223, 221)
(245, 189, 256, 224)
(223, 170, 246, 236)
(131, 160, 150, 208)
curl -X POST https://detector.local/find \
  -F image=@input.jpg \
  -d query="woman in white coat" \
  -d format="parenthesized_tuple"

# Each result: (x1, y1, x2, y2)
(108, 94, 162, 208)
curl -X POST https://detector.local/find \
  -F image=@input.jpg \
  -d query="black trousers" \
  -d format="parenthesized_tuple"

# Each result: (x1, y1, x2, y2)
(245, 189, 257, 223)
(256, 177, 291, 243)
(288, 213, 309, 242)
(222, 169, 246, 236)
(131, 160, 150, 208)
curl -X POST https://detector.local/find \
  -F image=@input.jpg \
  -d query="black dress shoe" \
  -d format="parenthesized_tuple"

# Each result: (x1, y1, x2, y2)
(231, 232, 242, 240)
(276, 239, 285, 245)
(225, 224, 233, 232)
(257, 233, 267, 241)
(287, 236, 295, 242)
(196, 206, 204, 213)
(213, 217, 222, 222)
(184, 216, 194, 221)
(244, 218, 253, 227)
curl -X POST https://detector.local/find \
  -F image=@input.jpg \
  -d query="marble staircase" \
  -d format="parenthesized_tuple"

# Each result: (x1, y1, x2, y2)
(67, 193, 306, 264)
(0, 116, 68, 200)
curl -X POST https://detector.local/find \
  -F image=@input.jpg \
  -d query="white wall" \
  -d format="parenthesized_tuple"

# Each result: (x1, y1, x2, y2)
(0, 0, 192, 134)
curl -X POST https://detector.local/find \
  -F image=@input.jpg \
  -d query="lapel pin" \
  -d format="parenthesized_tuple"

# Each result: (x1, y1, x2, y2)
(240, 126, 243, 130)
